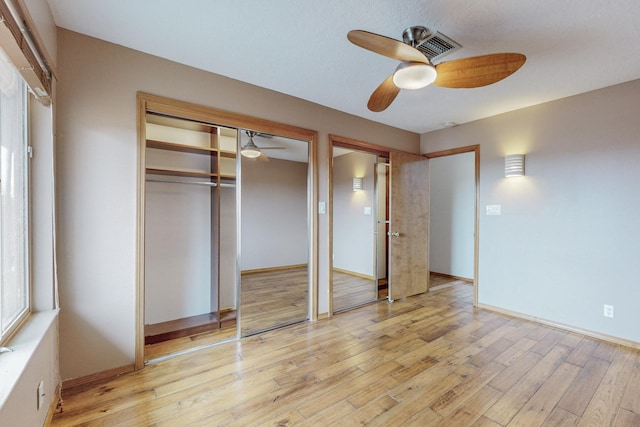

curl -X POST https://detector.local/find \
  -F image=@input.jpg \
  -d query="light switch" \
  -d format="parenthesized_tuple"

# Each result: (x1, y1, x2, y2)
(364, 207, 372, 215)
(486, 205, 501, 215)
(318, 201, 326, 214)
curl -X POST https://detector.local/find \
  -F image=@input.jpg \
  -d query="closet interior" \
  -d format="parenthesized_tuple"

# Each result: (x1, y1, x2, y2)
(143, 112, 238, 357)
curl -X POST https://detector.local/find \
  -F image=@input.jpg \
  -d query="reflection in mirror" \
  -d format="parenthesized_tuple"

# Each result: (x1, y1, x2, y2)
(332, 148, 385, 312)
(239, 130, 309, 336)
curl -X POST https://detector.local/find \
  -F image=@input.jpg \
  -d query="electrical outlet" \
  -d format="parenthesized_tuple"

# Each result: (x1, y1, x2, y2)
(37, 381, 45, 409)
(603, 304, 614, 318)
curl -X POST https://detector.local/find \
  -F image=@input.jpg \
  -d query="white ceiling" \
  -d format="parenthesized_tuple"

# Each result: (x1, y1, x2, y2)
(46, 0, 640, 134)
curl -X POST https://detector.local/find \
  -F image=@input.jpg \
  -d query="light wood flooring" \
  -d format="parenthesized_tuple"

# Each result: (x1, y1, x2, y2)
(146, 268, 310, 360)
(430, 272, 473, 290)
(146, 268, 379, 361)
(55, 280, 640, 426)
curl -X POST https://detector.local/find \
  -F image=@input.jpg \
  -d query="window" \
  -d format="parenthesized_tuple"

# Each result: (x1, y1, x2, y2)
(0, 49, 29, 344)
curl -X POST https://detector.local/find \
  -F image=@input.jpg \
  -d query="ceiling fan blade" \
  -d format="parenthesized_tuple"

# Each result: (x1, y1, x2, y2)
(367, 74, 401, 112)
(258, 152, 269, 162)
(434, 53, 526, 88)
(348, 30, 429, 64)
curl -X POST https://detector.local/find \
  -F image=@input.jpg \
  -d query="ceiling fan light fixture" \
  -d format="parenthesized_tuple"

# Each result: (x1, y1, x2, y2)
(241, 147, 261, 158)
(241, 138, 262, 158)
(393, 61, 437, 89)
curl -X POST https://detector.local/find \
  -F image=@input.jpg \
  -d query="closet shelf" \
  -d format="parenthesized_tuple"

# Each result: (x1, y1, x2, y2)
(219, 150, 237, 159)
(146, 167, 217, 179)
(146, 139, 217, 155)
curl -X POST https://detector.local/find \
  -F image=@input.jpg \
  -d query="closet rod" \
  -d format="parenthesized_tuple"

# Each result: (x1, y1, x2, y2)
(146, 177, 217, 187)
(146, 177, 236, 188)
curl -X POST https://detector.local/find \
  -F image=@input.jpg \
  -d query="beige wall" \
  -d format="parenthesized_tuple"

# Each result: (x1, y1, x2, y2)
(0, 0, 58, 421)
(421, 79, 640, 345)
(55, 28, 419, 380)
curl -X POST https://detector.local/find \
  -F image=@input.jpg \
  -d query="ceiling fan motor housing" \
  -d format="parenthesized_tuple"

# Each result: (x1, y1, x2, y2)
(402, 26, 431, 47)
(403, 26, 462, 62)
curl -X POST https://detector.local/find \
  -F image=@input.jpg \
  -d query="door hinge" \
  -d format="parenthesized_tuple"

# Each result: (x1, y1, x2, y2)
(27, 146, 34, 158)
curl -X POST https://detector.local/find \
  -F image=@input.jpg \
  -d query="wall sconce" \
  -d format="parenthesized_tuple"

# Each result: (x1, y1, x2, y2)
(352, 177, 363, 191)
(505, 154, 525, 177)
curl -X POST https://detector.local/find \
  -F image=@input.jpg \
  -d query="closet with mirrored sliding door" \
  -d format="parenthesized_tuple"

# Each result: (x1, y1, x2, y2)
(136, 92, 318, 368)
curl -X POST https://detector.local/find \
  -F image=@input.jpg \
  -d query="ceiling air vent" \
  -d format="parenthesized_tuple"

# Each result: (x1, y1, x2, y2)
(416, 32, 462, 62)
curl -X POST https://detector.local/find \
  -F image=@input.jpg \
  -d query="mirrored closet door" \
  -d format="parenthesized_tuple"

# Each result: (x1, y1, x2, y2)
(331, 147, 386, 313)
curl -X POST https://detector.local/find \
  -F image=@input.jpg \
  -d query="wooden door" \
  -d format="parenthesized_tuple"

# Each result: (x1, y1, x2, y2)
(388, 151, 429, 300)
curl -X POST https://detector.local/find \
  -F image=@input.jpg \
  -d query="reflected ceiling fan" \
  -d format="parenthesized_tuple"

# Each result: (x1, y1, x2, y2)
(240, 130, 285, 160)
(347, 26, 526, 112)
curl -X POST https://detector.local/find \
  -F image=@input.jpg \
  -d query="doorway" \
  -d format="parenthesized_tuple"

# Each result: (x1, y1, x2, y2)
(424, 145, 480, 305)
(329, 135, 430, 314)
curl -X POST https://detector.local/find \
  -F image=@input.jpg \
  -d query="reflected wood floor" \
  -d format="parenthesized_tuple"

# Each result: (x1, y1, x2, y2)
(240, 267, 309, 335)
(332, 270, 377, 312)
(53, 281, 640, 426)
(144, 326, 237, 361)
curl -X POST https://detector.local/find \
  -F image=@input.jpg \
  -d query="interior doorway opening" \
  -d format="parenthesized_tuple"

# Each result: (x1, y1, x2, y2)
(424, 145, 480, 305)
(429, 152, 475, 284)
(329, 135, 416, 315)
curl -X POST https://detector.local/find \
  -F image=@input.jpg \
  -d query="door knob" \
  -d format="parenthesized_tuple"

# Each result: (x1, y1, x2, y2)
(388, 231, 399, 237)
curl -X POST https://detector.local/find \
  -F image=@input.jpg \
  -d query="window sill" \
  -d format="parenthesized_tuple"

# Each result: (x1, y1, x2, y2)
(0, 309, 59, 409)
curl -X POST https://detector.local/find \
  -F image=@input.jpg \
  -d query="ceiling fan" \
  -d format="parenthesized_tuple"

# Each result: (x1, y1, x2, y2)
(347, 26, 526, 112)
(240, 130, 285, 160)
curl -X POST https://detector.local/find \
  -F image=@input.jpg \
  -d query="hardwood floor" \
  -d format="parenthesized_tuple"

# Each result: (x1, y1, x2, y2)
(430, 272, 472, 290)
(147, 268, 385, 360)
(146, 268, 310, 360)
(54, 280, 640, 426)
